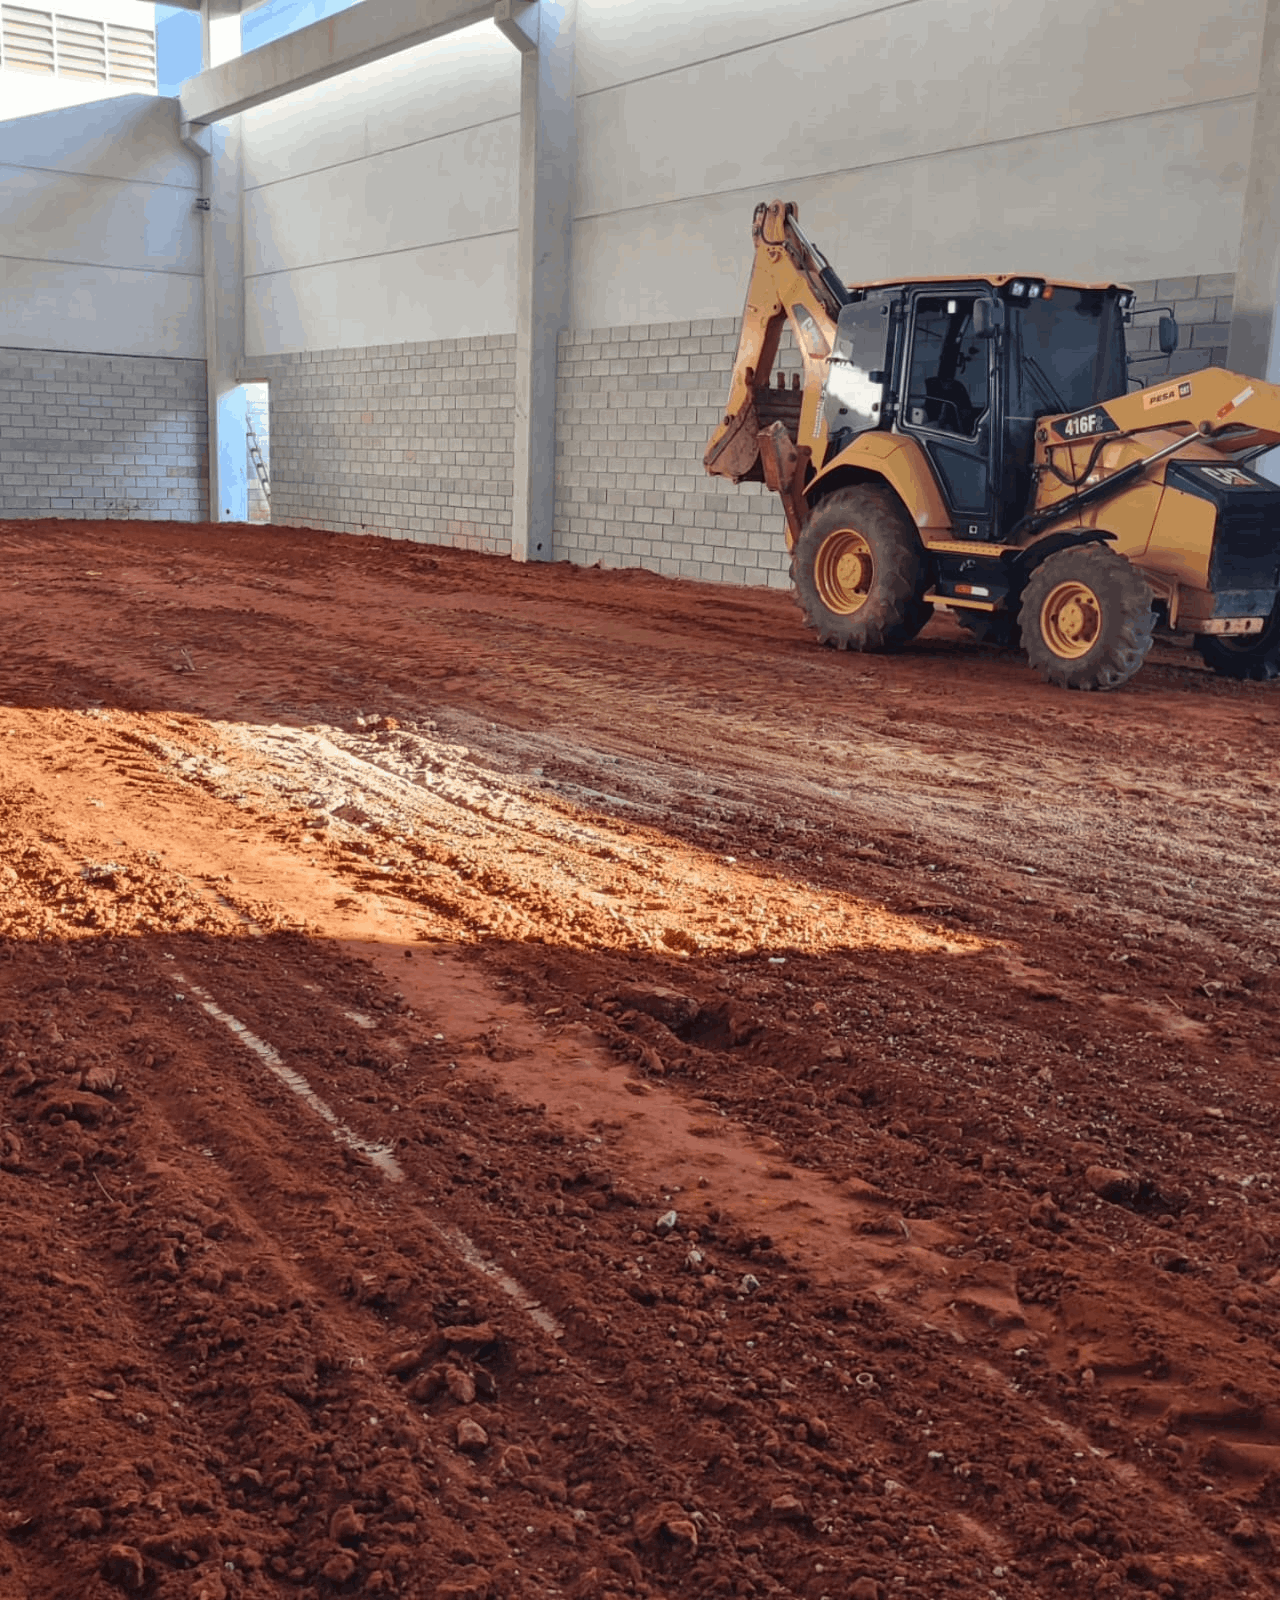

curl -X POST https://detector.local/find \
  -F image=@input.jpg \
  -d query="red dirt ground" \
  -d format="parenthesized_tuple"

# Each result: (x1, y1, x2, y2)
(1, 517, 1279, 1600)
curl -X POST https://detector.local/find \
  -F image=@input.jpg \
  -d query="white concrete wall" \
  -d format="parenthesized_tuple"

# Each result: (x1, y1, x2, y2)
(241, 23, 520, 358)
(236, 0, 1262, 357)
(0, 72, 142, 118)
(0, 94, 203, 357)
(571, 0, 1263, 327)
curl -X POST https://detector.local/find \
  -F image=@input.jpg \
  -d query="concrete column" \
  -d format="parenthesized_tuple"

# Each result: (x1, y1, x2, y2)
(1228, 0, 1280, 382)
(188, 1, 247, 523)
(497, 0, 577, 562)
(200, 0, 240, 69)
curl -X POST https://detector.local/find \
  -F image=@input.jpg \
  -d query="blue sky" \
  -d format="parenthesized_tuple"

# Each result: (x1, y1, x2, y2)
(154, 0, 359, 95)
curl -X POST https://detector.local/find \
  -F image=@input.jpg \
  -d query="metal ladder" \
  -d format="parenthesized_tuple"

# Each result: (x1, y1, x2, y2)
(246, 416, 270, 499)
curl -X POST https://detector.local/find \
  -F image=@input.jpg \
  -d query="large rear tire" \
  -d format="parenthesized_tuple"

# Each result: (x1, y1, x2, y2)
(1019, 543, 1155, 691)
(1195, 606, 1280, 681)
(791, 486, 931, 651)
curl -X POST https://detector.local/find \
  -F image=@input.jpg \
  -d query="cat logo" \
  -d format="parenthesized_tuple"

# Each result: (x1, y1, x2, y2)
(1197, 465, 1266, 489)
(791, 305, 829, 359)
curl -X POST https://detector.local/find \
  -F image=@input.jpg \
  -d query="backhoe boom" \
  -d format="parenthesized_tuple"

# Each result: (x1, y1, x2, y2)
(703, 201, 843, 539)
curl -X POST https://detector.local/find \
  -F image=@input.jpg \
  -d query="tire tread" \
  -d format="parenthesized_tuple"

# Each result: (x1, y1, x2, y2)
(1019, 543, 1154, 691)
(791, 486, 930, 652)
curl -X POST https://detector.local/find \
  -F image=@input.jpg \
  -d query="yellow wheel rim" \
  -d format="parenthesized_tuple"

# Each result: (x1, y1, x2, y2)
(814, 529, 874, 616)
(1040, 580, 1102, 660)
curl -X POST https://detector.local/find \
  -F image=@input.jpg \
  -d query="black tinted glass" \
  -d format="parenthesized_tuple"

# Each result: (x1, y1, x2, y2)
(1010, 290, 1125, 417)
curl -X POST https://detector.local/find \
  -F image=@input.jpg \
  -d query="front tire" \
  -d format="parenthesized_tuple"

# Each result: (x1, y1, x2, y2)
(791, 486, 931, 651)
(1195, 605, 1280, 681)
(1019, 543, 1154, 690)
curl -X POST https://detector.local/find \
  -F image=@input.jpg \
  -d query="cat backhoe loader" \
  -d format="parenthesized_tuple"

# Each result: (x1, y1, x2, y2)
(705, 199, 1280, 689)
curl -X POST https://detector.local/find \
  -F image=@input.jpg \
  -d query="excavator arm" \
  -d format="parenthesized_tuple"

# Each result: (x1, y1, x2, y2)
(703, 201, 850, 542)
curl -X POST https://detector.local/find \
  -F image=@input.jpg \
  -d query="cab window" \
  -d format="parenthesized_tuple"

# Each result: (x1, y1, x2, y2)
(1008, 289, 1126, 417)
(906, 295, 988, 438)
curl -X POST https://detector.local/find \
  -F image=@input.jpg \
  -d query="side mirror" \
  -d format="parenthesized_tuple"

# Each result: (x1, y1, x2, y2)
(972, 300, 998, 339)
(1159, 315, 1179, 354)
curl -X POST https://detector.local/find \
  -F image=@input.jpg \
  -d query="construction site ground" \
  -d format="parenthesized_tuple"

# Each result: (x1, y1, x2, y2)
(1, 517, 1279, 1600)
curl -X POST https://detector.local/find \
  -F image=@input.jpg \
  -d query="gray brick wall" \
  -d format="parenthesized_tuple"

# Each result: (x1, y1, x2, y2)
(254, 335, 515, 552)
(1124, 272, 1234, 381)
(553, 320, 797, 588)
(247, 279, 1236, 582)
(0, 348, 207, 521)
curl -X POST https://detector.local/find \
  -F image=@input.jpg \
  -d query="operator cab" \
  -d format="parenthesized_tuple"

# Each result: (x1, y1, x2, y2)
(996, 283, 1129, 532)
(823, 276, 1131, 543)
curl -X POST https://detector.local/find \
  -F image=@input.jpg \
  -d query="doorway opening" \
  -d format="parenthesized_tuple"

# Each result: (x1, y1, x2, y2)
(244, 382, 271, 522)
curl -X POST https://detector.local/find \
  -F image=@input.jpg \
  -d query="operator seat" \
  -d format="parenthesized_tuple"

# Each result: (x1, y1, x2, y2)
(924, 375, 974, 435)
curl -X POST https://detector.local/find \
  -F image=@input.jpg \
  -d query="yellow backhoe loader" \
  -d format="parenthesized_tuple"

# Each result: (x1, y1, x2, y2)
(704, 199, 1280, 689)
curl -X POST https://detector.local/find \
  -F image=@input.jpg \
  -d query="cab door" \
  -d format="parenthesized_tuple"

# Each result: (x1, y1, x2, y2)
(898, 290, 1000, 542)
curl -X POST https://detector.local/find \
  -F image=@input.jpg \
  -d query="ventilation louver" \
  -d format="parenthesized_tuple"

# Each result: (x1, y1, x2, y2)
(1, 6, 56, 74)
(106, 20, 154, 85)
(0, 5, 155, 89)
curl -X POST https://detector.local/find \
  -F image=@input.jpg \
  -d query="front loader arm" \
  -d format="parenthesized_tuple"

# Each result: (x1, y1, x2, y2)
(703, 201, 847, 516)
(1103, 369, 1280, 453)
(1025, 367, 1280, 538)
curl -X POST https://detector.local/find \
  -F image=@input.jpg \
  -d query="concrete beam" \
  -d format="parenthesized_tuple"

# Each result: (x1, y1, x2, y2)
(506, 0, 576, 561)
(494, 0, 538, 53)
(180, 0, 495, 125)
(1228, 0, 1280, 380)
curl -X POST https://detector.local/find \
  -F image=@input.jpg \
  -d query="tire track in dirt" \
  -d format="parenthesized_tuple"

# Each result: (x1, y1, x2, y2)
(3, 520, 1280, 1598)
(0, 928, 1051, 1600)
(122, 940, 1267, 1600)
